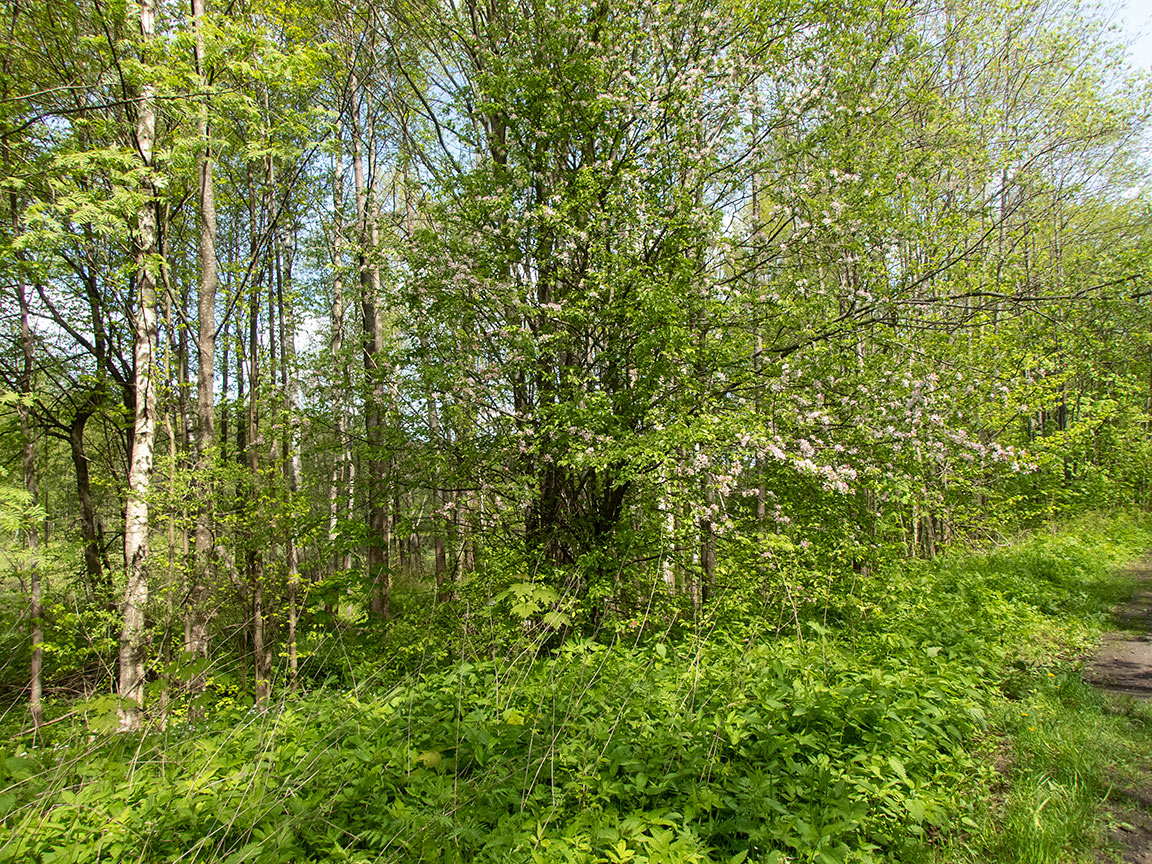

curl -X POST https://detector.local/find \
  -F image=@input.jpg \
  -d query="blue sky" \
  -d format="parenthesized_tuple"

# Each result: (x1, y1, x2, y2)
(1119, 0, 1152, 72)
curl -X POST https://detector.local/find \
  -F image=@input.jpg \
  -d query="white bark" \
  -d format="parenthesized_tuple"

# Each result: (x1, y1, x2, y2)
(118, 0, 158, 733)
(188, 0, 217, 676)
(19, 279, 42, 730)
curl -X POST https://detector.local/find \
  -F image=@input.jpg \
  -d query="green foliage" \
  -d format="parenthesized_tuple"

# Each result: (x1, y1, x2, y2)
(1, 0, 1151, 859)
(3, 516, 1147, 863)
(937, 631, 1152, 863)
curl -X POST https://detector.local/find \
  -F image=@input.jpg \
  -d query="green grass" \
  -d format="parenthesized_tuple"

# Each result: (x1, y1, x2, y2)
(2, 513, 1152, 863)
(935, 521, 1152, 864)
(935, 670, 1152, 863)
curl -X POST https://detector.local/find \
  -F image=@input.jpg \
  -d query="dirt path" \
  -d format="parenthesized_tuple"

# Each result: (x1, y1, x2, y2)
(1086, 561, 1152, 863)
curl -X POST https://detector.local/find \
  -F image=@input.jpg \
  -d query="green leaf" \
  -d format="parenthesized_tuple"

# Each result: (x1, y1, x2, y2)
(541, 610, 570, 628)
(906, 798, 925, 823)
(887, 755, 908, 783)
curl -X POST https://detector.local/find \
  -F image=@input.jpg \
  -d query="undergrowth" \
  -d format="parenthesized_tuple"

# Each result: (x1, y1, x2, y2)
(935, 524, 1152, 864)
(940, 668, 1152, 864)
(1, 513, 1149, 863)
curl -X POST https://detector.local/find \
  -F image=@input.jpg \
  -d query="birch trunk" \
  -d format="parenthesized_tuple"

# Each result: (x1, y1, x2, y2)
(327, 154, 350, 583)
(118, 0, 158, 732)
(276, 219, 301, 693)
(18, 274, 42, 730)
(188, 0, 217, 680)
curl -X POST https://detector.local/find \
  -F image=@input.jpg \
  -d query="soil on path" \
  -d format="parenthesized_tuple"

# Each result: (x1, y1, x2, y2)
(1086, 560, 1152, 863)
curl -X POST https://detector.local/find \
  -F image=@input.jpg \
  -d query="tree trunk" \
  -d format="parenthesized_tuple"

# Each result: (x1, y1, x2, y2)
(5, 11, 43, 729)
(699, 476, 716, 605)
(327, 153, 350, 586)
(352, 95, 390, 619)
(428, 387, 448, 600)
(252, 568, 269, 704)
(277, 218, 301, 694)
(188, 0, 217, 684)
(18, 270, 42, 731)
(248, 230, 269, 706)
(69, 403, 106, 597)
(118, 0, 158, 733)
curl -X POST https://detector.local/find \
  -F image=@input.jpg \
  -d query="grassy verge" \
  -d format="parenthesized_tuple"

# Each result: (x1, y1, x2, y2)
(954, 673, 1152, 864)
(1, 514, 1151, 863)
(936, 517, 1152, 864)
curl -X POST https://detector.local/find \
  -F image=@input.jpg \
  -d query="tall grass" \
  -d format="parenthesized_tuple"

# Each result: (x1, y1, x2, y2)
(2, 513, 1150, 863)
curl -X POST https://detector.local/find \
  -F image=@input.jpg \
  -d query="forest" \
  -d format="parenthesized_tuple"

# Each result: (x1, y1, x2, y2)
(1, 0, 1151, 861)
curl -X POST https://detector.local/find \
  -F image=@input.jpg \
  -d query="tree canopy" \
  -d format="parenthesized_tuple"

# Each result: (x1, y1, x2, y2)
(0, 0, 1150, 857)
